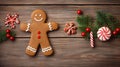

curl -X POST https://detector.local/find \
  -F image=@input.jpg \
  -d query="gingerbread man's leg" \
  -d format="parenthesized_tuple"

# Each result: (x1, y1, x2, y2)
(26, 38, 39, 56)
(40, 37, 53, 56)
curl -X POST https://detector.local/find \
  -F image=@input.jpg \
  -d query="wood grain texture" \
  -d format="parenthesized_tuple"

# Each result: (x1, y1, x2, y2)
(0, 0, 120, 4)
(0, 6, 120, 37)
(0, 38, 120, 67)
(0, 0, 120, 67)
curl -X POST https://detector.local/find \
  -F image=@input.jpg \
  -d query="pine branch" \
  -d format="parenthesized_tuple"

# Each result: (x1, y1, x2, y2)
(0, 29, 16, 43)
(77, 15, 93, 39)
(76, 11, 120, 39)
(0, 30, 8, 42)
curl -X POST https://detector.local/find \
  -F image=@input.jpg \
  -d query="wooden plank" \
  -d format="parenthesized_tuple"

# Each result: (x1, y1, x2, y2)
(0, 38, 120, 67)
(0, 0, 120, 4)
(0, 6, 120, 37)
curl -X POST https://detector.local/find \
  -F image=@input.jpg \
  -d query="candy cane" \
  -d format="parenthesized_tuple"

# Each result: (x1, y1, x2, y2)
(90, 31, 94, 48)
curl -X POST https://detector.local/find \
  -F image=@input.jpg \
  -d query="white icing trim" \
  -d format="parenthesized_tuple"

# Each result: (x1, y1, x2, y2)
(26, 23, 30, 32)
(26, 46, 37, 53)
(48, 22, 53, 31)
(42, 46, 52, 53)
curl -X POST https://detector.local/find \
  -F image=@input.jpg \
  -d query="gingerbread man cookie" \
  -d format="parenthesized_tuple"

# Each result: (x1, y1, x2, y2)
(20, 9, 58, 56)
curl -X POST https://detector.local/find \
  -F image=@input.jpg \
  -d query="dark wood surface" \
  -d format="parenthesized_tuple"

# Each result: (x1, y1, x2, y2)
(0, 0, 120, 67)
(0, 0, 120, 4)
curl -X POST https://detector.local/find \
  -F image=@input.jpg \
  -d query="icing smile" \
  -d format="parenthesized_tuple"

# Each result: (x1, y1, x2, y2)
(34, 17, 43, 22)
(34, 14, 43, 22)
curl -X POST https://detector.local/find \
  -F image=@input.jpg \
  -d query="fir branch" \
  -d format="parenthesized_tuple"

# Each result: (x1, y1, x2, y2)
(95, 11, 120, 31)
(0, 30, 8, 42)
(0, 29, 16, 43)
(77, 15, 93, 30)
(76, 11, 120, 39)
(77, 15, 93, 39)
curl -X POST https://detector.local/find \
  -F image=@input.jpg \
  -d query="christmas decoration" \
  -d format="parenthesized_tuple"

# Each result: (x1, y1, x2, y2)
(90, 31, 94, 48)
(86, 27, 91, 32)
(97, 27, 111, 41)
(112, 31, 117, 35)
(77, 14, 93, 39)
(5, 13, 20, 29)
(81, 32, 86, 37)
(6, 33, 11, 38)
(64, 22, 77, 35)
(0, 28, 16, 42)
(77, 10, 120, 47)
(95, 11, 120, 38)
(115, 28, 120, 32)
(6, 29, 11, 33)
(77, 10, 83, 15)
(10, 36, 15, 41)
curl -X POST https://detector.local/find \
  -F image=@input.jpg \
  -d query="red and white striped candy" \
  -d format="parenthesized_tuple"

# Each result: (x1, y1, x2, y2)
(97, 27, 111, 41)
(90, 31, 94, 48)
(64, 22, 77, 35)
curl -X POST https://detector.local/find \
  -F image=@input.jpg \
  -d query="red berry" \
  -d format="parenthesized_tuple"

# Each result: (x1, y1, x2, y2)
(112, 31, 117, 35)
(6, 29, 11, 33)
(115, 28, 120, 32)
(77, 10, 82, 15)
(6, 34, 11, 38)
(10, 36, 15, 41)
(81, 32, 86, 37)
(85, 27, 91, 32)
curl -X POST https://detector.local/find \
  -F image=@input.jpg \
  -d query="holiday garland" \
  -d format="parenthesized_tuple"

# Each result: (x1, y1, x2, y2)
(77, 10, 120, 47)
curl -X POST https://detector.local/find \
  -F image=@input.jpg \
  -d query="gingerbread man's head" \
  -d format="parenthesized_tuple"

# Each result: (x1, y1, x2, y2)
(31, 9, 46, 23)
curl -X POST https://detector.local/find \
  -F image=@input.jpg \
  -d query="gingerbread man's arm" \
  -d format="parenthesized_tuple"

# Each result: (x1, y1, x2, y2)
(45, 22, 59, 32)
(20, 22, 32, 32)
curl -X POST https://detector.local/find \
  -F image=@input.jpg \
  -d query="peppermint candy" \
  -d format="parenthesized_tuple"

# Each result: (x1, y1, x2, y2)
(5, 13, 20, 29)
(64, 22, 77, 35)
(97, 27, 111, 41)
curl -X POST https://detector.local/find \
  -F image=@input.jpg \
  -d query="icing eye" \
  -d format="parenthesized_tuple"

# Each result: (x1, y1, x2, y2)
(39, 14, 42, 16)
(35, 14, 37, 16)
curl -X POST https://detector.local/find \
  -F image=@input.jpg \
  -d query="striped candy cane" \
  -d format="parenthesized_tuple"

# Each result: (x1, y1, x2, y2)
(90, 31, 94, 48)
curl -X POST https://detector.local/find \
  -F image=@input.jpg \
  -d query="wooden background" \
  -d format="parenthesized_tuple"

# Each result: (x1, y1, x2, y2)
(0, 0, 120, 67)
